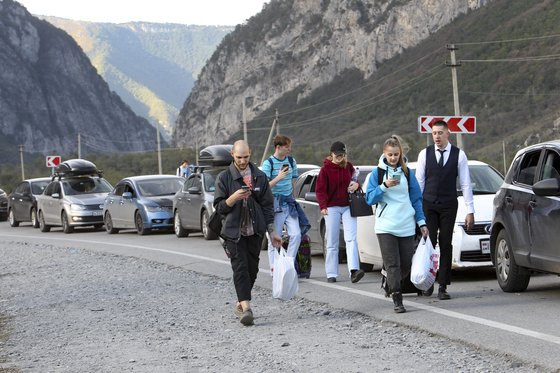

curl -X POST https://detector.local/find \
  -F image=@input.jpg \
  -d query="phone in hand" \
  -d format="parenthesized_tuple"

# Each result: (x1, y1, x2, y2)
(392, 174, 401, 182)
(241, 185, 251, 191)
(281, 164, 289, 172)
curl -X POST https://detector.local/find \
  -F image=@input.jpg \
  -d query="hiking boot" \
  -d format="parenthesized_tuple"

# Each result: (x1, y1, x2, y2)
(239, 309, 254, 326)
(234, 303, 243, 318)
(392, 292, 406, 313)
(350, 269, 365, 283)
(327, 277, 336, 283)
(438, 286, 451, 300)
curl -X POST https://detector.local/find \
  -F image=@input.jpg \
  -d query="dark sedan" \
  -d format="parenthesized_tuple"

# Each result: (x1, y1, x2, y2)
(0, 188, 7, 221)
(491, 140, 560, 292)
(7, 177, 52, 227)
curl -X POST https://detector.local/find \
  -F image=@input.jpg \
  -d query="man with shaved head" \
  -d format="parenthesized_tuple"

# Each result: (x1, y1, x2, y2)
(214, 140, 282, 326)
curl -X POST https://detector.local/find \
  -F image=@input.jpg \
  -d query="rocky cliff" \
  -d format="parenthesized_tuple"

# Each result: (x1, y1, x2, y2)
(0, 0, 155, 157)
(173, 0, 491, 147)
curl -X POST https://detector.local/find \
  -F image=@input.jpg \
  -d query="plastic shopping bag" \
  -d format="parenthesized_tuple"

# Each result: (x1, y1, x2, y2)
(410, 236, 440, 291)
(272, 248, 299, 300)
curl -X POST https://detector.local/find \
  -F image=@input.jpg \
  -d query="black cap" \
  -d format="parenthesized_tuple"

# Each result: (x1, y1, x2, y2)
(330, 141, 346, 155)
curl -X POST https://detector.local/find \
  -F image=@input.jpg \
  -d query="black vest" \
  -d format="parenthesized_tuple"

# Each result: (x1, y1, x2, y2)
(423, 145, 459, 203)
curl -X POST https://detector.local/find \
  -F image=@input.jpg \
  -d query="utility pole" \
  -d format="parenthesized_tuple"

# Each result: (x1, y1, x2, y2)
(19, 145, 25, 180)
(156, 122, 162, 174)
(274, 108, 280, 135)
(77, 132, 81, 159)
(446, 43, 463, 149)
(502, 140, 507, 175)
(261, 110, 279, 166)
(242, 99, 247, 142)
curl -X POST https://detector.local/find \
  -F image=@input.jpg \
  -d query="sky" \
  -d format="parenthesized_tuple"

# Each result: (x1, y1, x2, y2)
(16, 0, 269, 26)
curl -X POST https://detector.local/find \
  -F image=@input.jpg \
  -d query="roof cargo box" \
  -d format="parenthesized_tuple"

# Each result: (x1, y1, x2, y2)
(198, 145, 233, 166)
(55, 159, 99, 177)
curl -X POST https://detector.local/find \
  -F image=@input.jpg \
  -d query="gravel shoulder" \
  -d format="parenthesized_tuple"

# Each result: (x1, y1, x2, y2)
(0, 240, 550, 372)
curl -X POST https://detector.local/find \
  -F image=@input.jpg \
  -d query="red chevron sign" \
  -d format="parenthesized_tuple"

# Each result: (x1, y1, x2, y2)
(418, 116, 476, 133)
(46, 155, 61, 168)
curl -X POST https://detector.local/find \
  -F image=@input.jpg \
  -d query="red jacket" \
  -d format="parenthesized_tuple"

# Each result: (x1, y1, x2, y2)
(316, 158, 356, 210)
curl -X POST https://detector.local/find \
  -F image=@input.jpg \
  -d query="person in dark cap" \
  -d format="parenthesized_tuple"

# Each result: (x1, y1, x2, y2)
(315, 141, 365, 284)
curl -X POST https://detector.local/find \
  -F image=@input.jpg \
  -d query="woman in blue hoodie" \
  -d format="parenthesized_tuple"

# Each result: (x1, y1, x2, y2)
(366, 135, 429, 313)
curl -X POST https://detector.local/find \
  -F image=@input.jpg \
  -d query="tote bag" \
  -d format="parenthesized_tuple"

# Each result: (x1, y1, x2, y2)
(348, 188, 373, 217)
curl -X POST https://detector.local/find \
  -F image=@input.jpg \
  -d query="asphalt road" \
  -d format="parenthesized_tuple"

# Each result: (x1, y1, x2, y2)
(1, 222, 559, 371)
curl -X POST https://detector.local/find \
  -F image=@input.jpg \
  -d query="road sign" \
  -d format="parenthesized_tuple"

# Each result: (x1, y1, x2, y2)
(46, 155, 61, 168)
(418, 116, 476, 133)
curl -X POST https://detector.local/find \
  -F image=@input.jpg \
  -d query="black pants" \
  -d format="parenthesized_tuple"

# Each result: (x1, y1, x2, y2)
(423, 199, 458, 286)
(376, 234, 415, 293)
(227, 235, 261, 302)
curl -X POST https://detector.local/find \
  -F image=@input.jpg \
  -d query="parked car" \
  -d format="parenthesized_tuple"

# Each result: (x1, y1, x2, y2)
(7, 177, 51, 227)
(292, 165, 375, 261)
(173, 145, 232, 240)
(490, 140, 560, 292)
(103, 175, 184, 235)
(0, 188, 8, 221)
(36, 159, 113, 233)
(357, 160, 504, 270)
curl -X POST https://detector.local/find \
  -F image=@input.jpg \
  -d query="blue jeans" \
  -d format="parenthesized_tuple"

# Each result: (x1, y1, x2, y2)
(267, 205, 301, 270)
(324, 206, 359, 278)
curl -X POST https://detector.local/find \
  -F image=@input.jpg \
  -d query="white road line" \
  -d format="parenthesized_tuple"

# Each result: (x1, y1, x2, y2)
(3, 233, 560, 346)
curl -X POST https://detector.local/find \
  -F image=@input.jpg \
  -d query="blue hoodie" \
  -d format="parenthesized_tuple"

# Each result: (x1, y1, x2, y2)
(365, 155, 426, 237)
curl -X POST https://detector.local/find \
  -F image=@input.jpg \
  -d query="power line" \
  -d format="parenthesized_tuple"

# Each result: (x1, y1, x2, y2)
(462, 54, 560, 63)
(455, 33, 560, 46)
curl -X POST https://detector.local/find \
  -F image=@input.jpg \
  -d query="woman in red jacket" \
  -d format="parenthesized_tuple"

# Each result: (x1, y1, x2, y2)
(316, 141, 364, 283)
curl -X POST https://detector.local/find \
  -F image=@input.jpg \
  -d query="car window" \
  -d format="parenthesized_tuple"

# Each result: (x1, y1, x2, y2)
(540, 150, 560, 181)
(15, 182, 28, 195)
(31, 180, 49, 195)
(297, 174, 316, 198)
(463, 165, 504, 195)
(203, 173, 216, 192)
(62, 177, 112, 195)
(137, 179, 183, 197)
(515, 150, 542, 186)
(113, 184, 126, 197)
(184, 176, 201, 191)
(43, 182, 57, 196)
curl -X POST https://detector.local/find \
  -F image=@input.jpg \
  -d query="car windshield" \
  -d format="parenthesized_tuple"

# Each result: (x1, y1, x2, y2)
(457, 165, 504, 195)
(62, 177, 113, 195)
(31, 180, 50, 195)
(137, 179, 184, 197)
(203, 168, 226, 193)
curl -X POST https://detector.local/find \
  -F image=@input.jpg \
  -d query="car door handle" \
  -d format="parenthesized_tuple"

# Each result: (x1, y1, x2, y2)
(528, 200, 537, 209)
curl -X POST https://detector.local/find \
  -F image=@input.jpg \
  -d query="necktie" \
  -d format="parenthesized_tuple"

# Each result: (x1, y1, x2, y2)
(437, 149, 446, 167)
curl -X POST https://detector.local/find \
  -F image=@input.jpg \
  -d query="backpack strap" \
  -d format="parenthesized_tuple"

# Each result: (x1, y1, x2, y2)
(268, 156, 295, 179)
(378, 166, 411, 192)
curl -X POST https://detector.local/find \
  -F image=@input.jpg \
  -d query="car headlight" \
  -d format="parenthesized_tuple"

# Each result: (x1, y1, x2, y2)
(145, 205, 164, 212)
(70, 204, 87, 211)
(0, 192, 6, 198)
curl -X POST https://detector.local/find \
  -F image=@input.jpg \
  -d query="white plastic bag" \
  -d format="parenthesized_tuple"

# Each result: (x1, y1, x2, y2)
(410, 236, 440, 291)
(272, 248, 299, 300)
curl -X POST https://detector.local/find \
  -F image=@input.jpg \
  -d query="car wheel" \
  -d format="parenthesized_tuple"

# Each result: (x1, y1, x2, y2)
(201, 210, 217, 240)
(494, 229, 530, 292)
(174, 210, 189, 237)
(61, 212, 74, 233)
(135, 211, 151, 235)
(104, 212, 119, 234)
(31, 208, 39, 228)
(39, 211, 50, 232)
(8, 209, 19, 227)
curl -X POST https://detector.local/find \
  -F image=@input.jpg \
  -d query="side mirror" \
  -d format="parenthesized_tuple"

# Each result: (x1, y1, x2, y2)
(51, 193, 60, 199)
(188, 186, 202, 194)
(305, 192, 317, 202)
(122, 192, 133, 199)
(533, 178, 560, 197)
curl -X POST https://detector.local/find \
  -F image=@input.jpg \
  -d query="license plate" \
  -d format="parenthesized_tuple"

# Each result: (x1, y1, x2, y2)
(92, 210, 102, 216)
(480, 239, 490, 254)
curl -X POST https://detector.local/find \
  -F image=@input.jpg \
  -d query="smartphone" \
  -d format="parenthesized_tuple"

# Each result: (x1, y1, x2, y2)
(392, 174, 401, 182)
(241, 185, 250, 191)
(281, 164, 289, 172)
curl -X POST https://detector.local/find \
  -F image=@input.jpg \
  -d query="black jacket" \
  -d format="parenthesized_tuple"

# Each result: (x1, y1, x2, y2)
(213, 162, 275, 242)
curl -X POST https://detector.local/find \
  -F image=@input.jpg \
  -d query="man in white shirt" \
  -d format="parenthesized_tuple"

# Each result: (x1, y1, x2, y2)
(415, 120, 474, 300)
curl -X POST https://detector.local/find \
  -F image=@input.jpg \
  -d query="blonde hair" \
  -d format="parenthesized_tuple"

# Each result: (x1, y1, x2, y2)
(383, 135, 408, 176)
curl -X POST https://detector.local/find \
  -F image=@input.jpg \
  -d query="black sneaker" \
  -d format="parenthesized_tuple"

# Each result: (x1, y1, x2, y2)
(422, 284, 434, 297)
(327, 277, 336, 283)
(350, 269, 365, 283)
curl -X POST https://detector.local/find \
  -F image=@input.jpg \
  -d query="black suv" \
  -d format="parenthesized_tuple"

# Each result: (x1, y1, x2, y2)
(491, 140, 560, 292)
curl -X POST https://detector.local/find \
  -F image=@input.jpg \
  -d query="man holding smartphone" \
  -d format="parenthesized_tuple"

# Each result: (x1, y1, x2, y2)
(261, 135, 302, 272)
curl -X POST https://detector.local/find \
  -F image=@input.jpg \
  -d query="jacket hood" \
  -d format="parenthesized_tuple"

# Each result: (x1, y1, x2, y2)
(377, 154, 408, 172)
(322, 158, 353, 169)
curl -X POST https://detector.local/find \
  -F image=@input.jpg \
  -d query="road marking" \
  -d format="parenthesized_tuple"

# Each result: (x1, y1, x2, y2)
(3, 233, 560, 346)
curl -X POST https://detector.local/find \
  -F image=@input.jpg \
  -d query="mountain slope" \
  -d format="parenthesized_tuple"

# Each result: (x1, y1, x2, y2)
(173, 0, 492, 148)
(0, 0, 157, 161)
(43, 17, 232, 137)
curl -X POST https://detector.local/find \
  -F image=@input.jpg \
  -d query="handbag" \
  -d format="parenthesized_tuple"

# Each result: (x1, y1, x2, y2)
(348, 187, 373, 217)
(272, 248, 299, 300)
(410, 236, 440, 291)
(207, 209, 223, 238)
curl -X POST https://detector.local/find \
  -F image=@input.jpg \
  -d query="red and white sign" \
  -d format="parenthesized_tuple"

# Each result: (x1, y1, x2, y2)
(418, 116, 476, 133)
(46, 155, 61, 168)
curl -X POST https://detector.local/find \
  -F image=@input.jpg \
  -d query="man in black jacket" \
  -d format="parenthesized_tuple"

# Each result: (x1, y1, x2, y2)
(214, 140, 282, 326)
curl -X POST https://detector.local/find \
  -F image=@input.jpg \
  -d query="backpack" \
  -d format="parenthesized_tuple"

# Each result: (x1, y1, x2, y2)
(266, 156, 295, 179)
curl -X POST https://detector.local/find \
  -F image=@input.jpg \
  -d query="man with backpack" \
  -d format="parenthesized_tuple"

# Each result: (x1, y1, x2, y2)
(261, 135, 301, 273)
